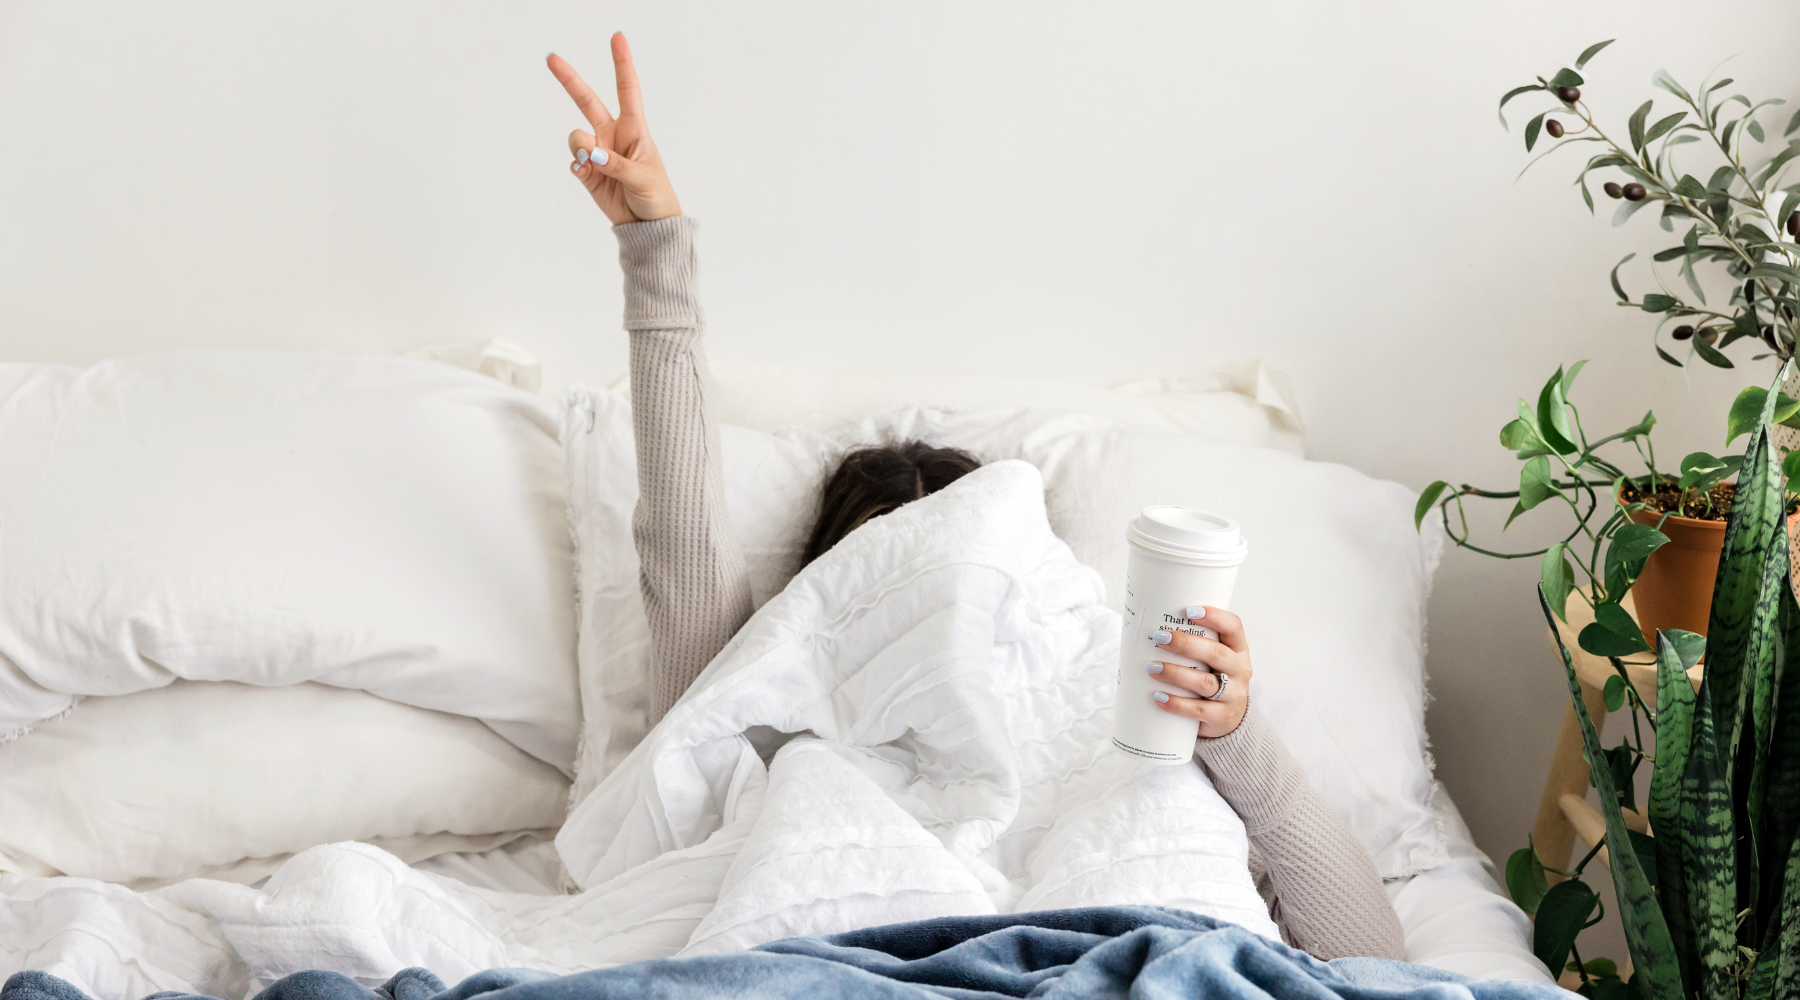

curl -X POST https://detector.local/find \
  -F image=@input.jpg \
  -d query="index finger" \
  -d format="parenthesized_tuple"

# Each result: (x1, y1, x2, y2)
(611, 31, 645, 120)
(1185, 606, 1247, 652)
(547, 53, 615, 130)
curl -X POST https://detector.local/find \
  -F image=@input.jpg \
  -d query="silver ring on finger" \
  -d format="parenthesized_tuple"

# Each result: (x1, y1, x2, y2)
(1205, 671, 1229, 702)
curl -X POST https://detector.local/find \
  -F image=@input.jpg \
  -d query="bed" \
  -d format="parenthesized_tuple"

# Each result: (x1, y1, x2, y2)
(0, 347, 1550, 996)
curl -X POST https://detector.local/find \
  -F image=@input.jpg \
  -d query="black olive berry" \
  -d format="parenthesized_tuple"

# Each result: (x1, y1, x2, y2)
(1672, 325, 1695, 340)
(1787, 212, 1799, 237)
(1546, 119, 1564, 138)
(1623, 183, 1647, 201)
(1556, 86, 1581, 103)
(1603, 182, 1623, 199)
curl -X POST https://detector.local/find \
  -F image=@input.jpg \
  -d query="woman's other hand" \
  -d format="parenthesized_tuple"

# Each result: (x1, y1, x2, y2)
(1148, 607, 1252, 739)
(547, 34, 681, 225)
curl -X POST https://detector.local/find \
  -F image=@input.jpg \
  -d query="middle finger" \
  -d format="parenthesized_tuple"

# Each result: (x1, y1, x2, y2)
(1147, 659, 1223, 699)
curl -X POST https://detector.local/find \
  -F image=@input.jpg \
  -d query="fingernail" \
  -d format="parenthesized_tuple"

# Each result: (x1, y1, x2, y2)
(1145, 662, 1163, 675)
(592, 148, 609, 165)
(546, 52, 556, 59)
(576, 148, 589, 164)
(1151, 630, 1172, 644)
(570, 160, 581, 174)
(1186, 606, 1205, 620)
(1153, 692, 1170, 704)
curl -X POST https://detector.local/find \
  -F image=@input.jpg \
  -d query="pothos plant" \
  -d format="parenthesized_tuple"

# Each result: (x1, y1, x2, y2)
(1498, 39, 1800, 370)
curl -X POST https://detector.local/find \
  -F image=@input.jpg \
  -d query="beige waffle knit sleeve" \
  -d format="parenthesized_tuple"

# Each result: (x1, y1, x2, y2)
(1195, 708, 1407, 960)
(614, 216, 755, 722)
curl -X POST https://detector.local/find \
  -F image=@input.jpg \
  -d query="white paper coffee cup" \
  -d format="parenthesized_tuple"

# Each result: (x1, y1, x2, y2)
(1111, 506, 1248, 764)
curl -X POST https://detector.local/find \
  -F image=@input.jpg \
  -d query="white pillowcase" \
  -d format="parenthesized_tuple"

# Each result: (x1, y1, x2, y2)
(563, 391, 1444, 878)
(0, 681, 570, 885)
(0, 351, 580, 771)
(632, 360, 1308, 457)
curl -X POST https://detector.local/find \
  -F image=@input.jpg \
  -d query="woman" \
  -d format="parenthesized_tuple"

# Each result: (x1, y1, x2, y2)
(546, 35, 1406, 963)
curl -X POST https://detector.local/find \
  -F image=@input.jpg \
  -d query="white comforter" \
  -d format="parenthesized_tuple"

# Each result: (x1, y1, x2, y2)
(1, 462, 1274, 999)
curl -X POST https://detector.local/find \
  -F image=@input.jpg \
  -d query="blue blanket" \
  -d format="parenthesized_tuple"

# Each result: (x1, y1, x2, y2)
(3, 907, 1564, 1000)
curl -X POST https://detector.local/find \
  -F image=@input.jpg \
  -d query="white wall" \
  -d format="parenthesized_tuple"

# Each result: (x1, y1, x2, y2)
(6, 0, 1800, 960)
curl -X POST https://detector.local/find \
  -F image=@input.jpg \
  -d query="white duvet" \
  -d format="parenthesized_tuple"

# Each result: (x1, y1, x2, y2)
(1, 461, 1274, 999)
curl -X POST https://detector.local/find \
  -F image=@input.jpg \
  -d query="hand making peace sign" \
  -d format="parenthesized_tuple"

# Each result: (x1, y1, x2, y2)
(547, 33, 681, 225)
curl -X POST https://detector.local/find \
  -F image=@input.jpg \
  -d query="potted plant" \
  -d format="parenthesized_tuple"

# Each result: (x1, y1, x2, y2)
(1421, 40, 1800, 650)
(1499, 374, 1800, 1000)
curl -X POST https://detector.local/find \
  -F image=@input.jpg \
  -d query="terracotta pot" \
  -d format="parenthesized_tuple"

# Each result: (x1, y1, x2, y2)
(1625, 496, 1800, 646)
(1625, 506, 1725, 646)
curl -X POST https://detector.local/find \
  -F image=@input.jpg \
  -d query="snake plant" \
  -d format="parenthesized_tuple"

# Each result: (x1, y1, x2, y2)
(1510, 365, 1800, 999)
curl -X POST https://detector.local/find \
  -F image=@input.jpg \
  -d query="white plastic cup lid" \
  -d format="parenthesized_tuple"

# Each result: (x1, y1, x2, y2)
(1126, 506, 1249, 566)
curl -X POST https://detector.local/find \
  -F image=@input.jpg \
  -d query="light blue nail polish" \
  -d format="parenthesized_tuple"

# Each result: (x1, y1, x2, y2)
(593, 149, 609, 165)
(1145, 662, 1163, 675)
(546, 52, 556, 59)
(1186, 606, 1205, 620)
(1153, 691, 1169, 703)
(1151, 630, 1172, 644)
(575, 148, 589, 164)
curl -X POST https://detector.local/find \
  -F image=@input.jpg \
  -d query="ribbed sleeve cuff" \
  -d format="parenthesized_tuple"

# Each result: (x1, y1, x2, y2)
(1193, 708, 1309, 836)
(615, 215, 701, 332)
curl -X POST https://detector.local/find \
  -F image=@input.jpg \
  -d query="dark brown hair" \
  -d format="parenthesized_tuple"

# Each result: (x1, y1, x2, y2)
(799, 441, 982, 566)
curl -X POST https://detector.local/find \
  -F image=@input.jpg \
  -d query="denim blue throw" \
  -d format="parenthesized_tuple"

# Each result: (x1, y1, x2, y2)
(2, 907, 1565, 1000)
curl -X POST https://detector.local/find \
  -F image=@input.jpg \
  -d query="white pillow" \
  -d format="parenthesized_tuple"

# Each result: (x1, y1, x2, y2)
(0, 681, 569, 885)
(0, 351, 580, 771)
(563, 392, 1444, 878)
(624, 360, 1308, 456)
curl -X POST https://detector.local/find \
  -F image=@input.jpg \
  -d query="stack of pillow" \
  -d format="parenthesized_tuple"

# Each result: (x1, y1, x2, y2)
(0, 352, 578, 886)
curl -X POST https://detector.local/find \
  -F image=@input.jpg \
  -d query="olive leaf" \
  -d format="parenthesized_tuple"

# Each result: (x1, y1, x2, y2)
(1611, 254, 1636, 302)
(1526, 112, 1547, 152)
(1630, 100, 1654, 152)
(1645, 113, 1689, 147)
(1641, 293, 1678, 313)
(1575, 39, 1615, 71)
(1499, 84, 1547, 129)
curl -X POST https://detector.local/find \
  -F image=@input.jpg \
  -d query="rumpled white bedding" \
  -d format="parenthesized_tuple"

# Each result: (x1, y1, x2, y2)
(2, 460, 1283, 999)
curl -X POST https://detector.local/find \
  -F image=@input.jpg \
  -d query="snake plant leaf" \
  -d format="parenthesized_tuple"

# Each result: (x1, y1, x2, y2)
(1652, 630, 1700, 994)
(1764, 828, 1800, 1000)
(1744, 491, 1793, 869)
(1756, 581, 1800, 941)
(1682, 673, 1742, 1000)
(1705, 402, 1786, 778)
(1630, 828, 1660, 891)
(1542, 589, 1684, 1000)
(1534, 878, 1600, 977)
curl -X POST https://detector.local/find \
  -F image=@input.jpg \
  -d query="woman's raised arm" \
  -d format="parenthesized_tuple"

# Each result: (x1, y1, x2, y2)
(548, 36, 752, 722)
